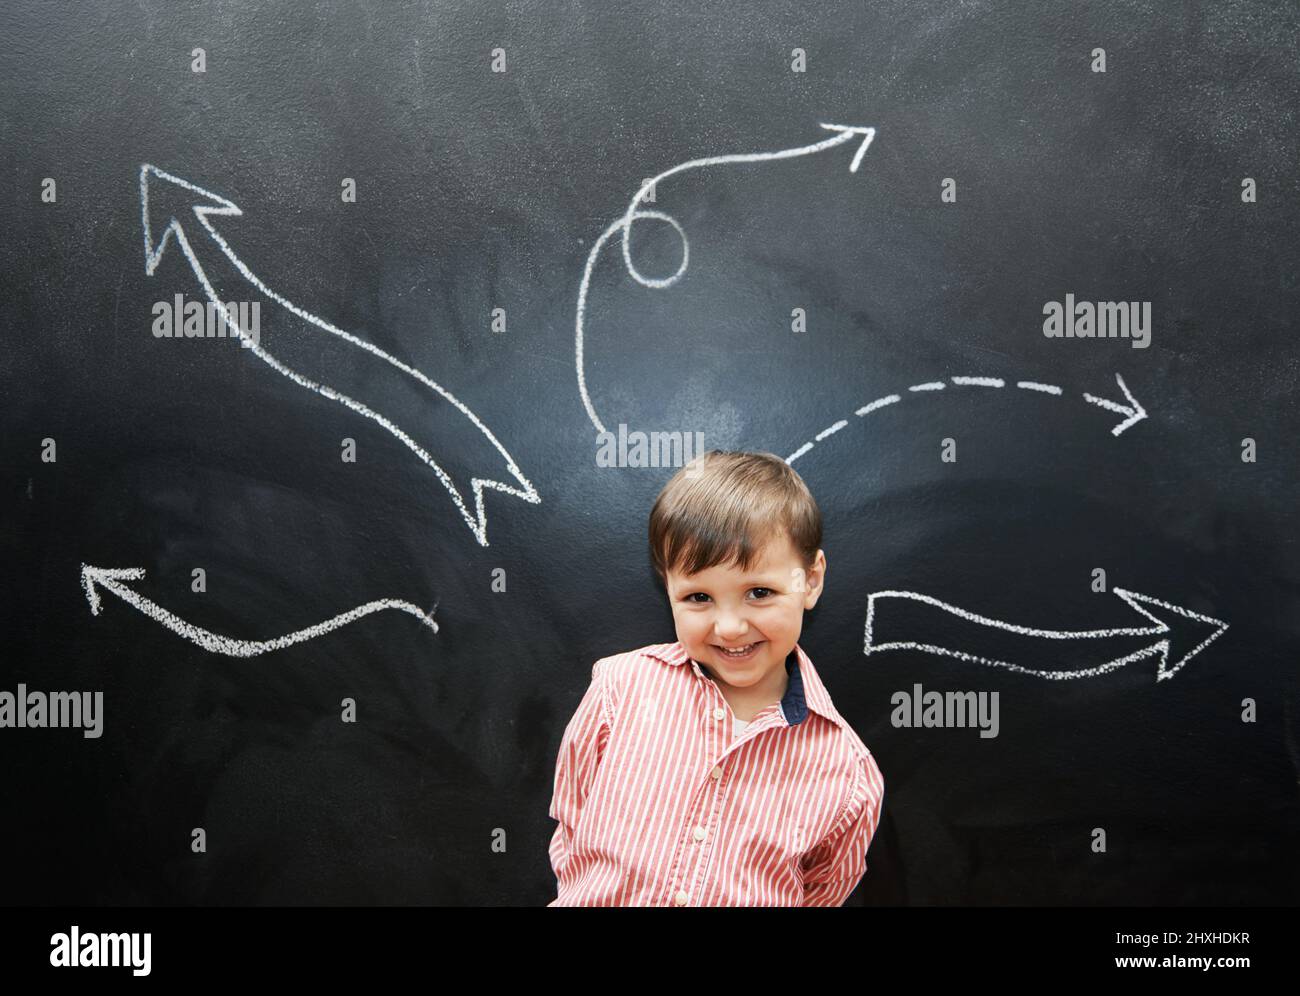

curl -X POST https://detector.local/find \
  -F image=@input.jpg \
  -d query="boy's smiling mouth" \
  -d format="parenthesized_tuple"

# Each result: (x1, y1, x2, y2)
(714, 640, 764, 660)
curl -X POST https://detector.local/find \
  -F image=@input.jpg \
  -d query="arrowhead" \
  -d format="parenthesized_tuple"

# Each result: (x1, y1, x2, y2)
(1083, 373, 1148, 436)
(81, 565, 146, 616)
(818, 122, 876, 172)
(139, 163, 241, 275)
(1114, 587, 1228, 680)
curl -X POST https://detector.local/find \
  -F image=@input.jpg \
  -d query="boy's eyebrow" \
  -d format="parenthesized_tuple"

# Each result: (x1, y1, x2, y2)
(674, 573, 784, 590)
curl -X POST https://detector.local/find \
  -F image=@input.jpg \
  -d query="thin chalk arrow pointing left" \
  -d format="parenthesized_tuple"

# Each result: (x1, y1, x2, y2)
(140, 163, 539, 547)
(864, 586, 1228, 682)
(575, 122, 876, 436)
(82, 565, 438, 657)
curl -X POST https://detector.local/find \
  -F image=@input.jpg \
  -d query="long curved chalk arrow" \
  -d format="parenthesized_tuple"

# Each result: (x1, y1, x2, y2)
(575, 121, 876, 435)
(82, 565, 438, 657)
(864, 586, 1227, 682)
(787, 372, 1147, 463)
(140, 163, 540, 547)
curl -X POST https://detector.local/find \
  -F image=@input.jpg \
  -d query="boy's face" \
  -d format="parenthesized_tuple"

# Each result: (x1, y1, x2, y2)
(664, 532, 826, 696)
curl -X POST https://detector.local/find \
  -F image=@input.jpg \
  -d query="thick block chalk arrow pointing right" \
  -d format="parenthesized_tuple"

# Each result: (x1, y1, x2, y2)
(864, 586, 1228, 682)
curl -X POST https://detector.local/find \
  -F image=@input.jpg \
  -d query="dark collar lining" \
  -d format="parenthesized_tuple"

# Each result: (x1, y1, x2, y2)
(781, 648, 809, 726)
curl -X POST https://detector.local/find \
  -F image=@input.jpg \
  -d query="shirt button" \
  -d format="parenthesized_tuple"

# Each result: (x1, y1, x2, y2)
(710, 766, 722, 780)
(713, 707, 725, 721)
(674, 889, 689, 906)
(693, 826, 706, 841)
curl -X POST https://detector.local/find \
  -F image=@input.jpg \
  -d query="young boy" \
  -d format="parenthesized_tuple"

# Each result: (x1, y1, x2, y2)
(547, 449, 884, 906)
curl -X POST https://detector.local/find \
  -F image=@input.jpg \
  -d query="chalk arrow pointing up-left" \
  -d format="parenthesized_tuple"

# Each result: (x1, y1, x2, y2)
(139, 163, 539, 547)
(82, 565, 438, 657)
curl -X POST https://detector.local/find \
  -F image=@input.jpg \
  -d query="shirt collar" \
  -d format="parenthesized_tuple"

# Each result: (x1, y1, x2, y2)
(641, 640, 838, 727)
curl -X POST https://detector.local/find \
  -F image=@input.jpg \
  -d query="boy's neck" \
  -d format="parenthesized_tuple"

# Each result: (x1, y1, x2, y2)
(698, 663, 789, 723)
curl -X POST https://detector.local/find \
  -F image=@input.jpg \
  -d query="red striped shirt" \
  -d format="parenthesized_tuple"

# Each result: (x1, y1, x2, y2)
(547, 640, 885, 906)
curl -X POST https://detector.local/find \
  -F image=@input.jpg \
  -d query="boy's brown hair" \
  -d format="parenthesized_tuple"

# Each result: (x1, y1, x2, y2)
(648, 449, 823, 585)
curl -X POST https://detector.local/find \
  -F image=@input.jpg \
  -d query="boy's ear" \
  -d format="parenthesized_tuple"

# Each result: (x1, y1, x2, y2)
(802, 549, 826, 609)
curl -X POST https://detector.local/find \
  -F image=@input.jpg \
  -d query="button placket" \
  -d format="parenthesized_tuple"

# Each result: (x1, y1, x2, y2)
(671, 661, 744, 905)
(679, 758, 731, 906)
(672, 785, 717, 905)
(671, 691, 731, 906)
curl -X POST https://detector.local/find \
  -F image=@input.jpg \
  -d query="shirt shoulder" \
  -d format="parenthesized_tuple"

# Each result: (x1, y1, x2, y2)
(797, 657, 883, 787)
(834, 712, 879, 769)
(591, 643, 676, 678)
(827, 711, 884, 819)
(589, 643, 680, 712)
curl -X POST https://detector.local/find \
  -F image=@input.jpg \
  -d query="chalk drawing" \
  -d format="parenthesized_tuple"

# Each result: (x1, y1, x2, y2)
(575, 122, 876, 436)
(569, 127, 1215, 680)
(786, 373, 1147, 463)
(864, 586, 1227, 682)
(1082, 372, 1149, 436)
(139, 164, 539, 547)
(82, 565, 437, 657)
(1016, 381, 1063, 395)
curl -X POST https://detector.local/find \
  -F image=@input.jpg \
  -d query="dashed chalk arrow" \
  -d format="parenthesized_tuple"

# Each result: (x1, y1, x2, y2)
(140, 163, 539, 547)
(576, 121, 875, 436)
(1082, 372, 1148, 436)
(864, 586, 1227, 682)
(787, 373, 1148, 463)
(82, 565, 438, 658)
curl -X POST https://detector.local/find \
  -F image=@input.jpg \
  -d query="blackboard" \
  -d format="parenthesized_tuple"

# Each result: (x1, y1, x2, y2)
(3, 0, 1298, 906)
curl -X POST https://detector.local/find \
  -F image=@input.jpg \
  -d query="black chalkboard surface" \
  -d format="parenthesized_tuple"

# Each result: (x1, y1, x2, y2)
(3, 0, 1298, 906)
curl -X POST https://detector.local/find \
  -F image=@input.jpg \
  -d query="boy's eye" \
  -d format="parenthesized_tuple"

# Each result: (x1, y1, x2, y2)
(684, 588, 773, 603)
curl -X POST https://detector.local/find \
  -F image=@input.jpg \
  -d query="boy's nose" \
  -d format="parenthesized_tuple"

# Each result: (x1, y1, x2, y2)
(709, 599, 760, 633)
(712, 618, 753, 641)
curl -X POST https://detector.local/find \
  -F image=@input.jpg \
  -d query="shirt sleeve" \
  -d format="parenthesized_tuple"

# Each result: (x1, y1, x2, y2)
(799, 749, 885, 907)
(547, 657, 613, 882)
